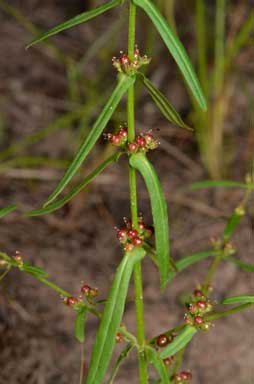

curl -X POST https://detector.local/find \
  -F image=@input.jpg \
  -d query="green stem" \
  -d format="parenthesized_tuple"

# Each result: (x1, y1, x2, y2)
(203, 249, 224, 294)
(79, 344, 85, 384)
(128, 2, 148, 383)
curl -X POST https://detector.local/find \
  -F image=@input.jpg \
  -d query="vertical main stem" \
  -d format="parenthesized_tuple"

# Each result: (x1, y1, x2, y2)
(128, 2, 148, 383)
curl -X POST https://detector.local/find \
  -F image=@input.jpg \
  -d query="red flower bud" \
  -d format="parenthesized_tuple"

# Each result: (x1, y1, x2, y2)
(66, 296, 78, 306)
(156, 334, 170, 348)
(117, 229, 128, 243)
(197, 300, 207, 310)
(116, 332, 123, 343)
(193, 289, 203, 297)
(136, 135, 147, 148)
(128, 229, 138, 239)
(128, 142, 138, 153)
(194, 315, 204, 325)
(80, 284, 92, 295)
(132, 237, 143, 247)
(110, 134, 121, 146)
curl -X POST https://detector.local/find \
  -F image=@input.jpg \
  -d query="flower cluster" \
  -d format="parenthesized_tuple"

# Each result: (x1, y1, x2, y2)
(127, 131, 159, 153)
(112, 46, 150, 75)
(173, 371, 192, 383)
(184, 287, 213, 331)
(65, 283, 98, 307)
(116, 216, 154, 252)
(106, 126, 159, 153)
(106, 126, 128, 147)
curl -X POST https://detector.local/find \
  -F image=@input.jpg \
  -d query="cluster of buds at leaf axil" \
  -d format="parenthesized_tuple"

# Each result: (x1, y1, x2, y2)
(184, 287, 214, 331)
(116, 216, 154, 252)
(127, 131, 159, 154)
(106, 126, 159, 153)
(173, 371, 192, 383)
(105, 125, 128, 147)
(64, 283, 98, 308)
(112, 46, 151, 75)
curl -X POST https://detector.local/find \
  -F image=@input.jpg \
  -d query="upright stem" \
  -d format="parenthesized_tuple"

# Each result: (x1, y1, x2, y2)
(128, 2, 148, 383)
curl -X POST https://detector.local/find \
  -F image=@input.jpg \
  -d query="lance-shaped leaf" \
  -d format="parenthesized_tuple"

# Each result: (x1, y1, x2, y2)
(138, 73, 192, 131)
(44, 74, 135, 206)
(21, 263, 48, 277)
(86, 247, 146, 384)
(75, 309, 87, 343)
(222, 295, 254, 305)
(146, 346, 170, 384)
(190, 179, 251, 190)
(133, 0, 207, 110)
(26, 0, 123, 48)
(0, 204, 16, 219)
(159, 325, 197, 359)
(27, 152, 123, 216)
(130, 153, 173, 290)
(167, 250, 219, 282)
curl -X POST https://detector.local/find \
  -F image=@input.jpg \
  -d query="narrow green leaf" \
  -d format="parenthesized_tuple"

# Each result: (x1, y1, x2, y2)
(75, 309, 87, 343)
(21, 263, 48, 277)
(44, 74, 135, 206)
(108, 343, 133, 384)
(146, 346, 170, 384)
(27, 152, 123, 216)
(167, 250, 219, 282)
(0, 204, 16, 219)
(138, 73, 192, 131)
(227, 257, 254, 273)
(26, 0, 122, 48)
(86, 247, 146, 384)
(222, 295, 254, 305)
(159, 325, 197, 359)
(190, 179, 250, 190)
(130, 153, 172, 290)
(133, 0, 207, 110)
(223, 208, 245, 242)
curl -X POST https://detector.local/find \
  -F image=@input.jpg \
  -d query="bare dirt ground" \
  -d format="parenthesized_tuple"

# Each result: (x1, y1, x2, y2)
(0, 1, 254, 383)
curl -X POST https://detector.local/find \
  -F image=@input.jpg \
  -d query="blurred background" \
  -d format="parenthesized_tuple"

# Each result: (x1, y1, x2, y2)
(0, 0, 254, 383)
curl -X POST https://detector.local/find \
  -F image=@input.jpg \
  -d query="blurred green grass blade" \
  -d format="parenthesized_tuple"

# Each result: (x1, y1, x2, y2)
(223, 208, 245, 242)
(190, 180, 251, 190)
(227, 257, 254, 273)
(133, 0, 207, 110)
(225, 13, 254, 69)
(159, 325, 197, 359)
(138, 73, 192, 131)
(130, 153, 173, 291)
(44, 74, 135, 207)
(146, 346, 170, 383)
(108, 343, 133, 384)
(0, 204, 17, 219)
(222, 295, 254, 305)
(167, 250, 219, 282)
(26, 0, 123, 48)
(27, 152, 123, 216)
(75, 309, 87, 343)
(86, 247, 146, 384)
